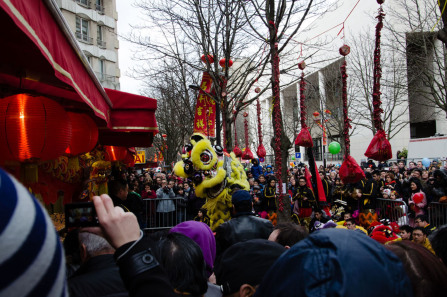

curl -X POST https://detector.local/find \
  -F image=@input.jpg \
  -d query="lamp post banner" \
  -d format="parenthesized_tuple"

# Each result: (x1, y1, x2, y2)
(193, 72, 216, 137)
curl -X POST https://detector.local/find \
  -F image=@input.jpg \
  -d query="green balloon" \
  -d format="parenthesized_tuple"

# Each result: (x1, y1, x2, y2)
(328, 141, 341, 154)
(292, 156, 296, 160)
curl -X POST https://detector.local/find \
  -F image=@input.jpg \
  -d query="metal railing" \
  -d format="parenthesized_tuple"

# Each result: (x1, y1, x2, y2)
(142, 197, 189, 230)
(75, 32, 93, 44)
(97, 39, 106, 49)
(428, 202, 447, 227)
(95, 4, 105, 14)
(375, 198, 409, 226)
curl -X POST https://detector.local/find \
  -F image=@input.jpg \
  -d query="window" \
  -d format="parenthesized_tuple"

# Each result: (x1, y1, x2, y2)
(410, 120, 436, 139)
(99, 60, 105, 79)
(96, 0, 105, 14)
(97, 25, 106, 48)
(75, 16, 92, 44)
(76, 0, 91, 8)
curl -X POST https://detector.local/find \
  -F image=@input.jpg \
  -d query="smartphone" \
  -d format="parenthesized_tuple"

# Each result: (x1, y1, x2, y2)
(65, 202, 99, 228)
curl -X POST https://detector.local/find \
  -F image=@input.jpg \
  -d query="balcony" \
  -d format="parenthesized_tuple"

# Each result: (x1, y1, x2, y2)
(95, 4, 105, 14)
(75, 32, 93, 45)
(95, 72, 116, 83)
(74, 0, 91, 9)
(97, 39, 107, 49)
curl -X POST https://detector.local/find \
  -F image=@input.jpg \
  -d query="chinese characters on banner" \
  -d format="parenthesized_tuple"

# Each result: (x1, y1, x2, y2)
(193, 72, 216, 137)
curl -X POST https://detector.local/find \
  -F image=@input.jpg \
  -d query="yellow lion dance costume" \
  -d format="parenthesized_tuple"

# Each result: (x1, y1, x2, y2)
(174, 134, 249, 231)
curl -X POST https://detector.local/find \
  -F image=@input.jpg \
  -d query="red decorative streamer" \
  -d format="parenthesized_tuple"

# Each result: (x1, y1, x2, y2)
(256, 100, 266, 158)
(299, 72, 308, 129)
(294, 71, 314, 148)
(233, 113, 242, 157)
(341, 61, 352, 157)
(242, 116, 253, 160)
(372, 7, 385, 132)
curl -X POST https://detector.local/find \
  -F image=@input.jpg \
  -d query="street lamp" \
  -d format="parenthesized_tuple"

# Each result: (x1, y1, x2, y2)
(188, 84, 221, 146)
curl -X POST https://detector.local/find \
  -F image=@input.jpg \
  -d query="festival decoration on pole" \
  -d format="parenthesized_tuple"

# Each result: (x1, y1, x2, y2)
(201, 54, 214, 64)
(0, 94, 72, 162)
(256, 100, 266, 158)
(193, 72, 216, 137)
(232, 112, 242, 157)
(338, 46, 365, 184)
(241, 112, 253, 160)
(364, 2, 392, 161)
(294, 64, 313, 148)
(219, 58, 233, 68)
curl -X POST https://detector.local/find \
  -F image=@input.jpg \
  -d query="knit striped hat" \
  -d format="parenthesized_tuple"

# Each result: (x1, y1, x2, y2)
(0, 168, 67, 297)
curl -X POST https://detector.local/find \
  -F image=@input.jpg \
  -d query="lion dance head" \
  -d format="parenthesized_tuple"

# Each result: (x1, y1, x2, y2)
(174, 133, 249, 230)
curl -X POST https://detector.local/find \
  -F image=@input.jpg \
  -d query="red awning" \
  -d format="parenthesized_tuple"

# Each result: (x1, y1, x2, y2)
(0, 0, 111, 123)
(98, 88, 158, 147)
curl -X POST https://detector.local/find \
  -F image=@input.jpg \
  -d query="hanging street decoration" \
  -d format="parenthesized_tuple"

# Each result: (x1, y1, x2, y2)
(364, 2, 392, 161)
(294, 67, 314, 148)
(193, 72, 216, 137)
(256, 100, 266, 158)
(241, 112, 254, 160)
(201, 54, 214, 64)
(219, 58, 233, 68)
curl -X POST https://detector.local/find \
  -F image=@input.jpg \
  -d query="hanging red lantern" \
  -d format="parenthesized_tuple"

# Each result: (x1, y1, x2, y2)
(339, 45, 351, 56)
(65, 112, 98, 156)
(219, 58, 233, 68)
(298, 61, 306, 70)
(256, 144, 266, 158)
(0, 94, 72, 162)
(233, 145, 242, 157)
(162, 134, 167, 138)
(104, 146, 128, 161)
(256, 100, 266, 158)
(124, 150, 136, 167)
(254, 87, 261, 93)
(242, 147, 254, 160)
(243, 112, 249, 117)
(313, 111, 320, 118)
(201, 54, 214, 64)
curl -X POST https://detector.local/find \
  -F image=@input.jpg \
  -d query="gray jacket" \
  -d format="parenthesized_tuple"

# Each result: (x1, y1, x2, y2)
(156, 187, 175, 213)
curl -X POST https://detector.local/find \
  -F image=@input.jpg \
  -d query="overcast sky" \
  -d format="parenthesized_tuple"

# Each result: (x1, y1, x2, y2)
(116, 0, 143, 94)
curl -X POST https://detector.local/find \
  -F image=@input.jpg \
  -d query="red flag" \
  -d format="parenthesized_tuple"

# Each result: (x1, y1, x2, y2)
(314, 161, 331, 216)
(304, 167, 313, 189)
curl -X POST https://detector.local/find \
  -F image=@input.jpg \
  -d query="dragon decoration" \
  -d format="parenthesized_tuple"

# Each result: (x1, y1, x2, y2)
(174, 133, 249, 230)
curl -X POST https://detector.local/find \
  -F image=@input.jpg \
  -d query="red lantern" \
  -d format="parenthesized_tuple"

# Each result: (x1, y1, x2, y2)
(162, 134, 167, 138)
(324, 109, 331, 115)
(255, 87, 261, 93)
(104, 146, 128, 161)
(65, 112, 98, 156)
(256, 144, 266, 158)
(0, 94, 72, 162)
(243, 112, 249, 117)
(312, 111, 320, 118)
(294, 128, 313, 148)
(219, 58, 233, 68)
(233, 145, 242, 157)
(201, 54, 214, 64)
(339, 45, 351, 56)
(242, 147, 254, 160)
(298, 61, 306, 70)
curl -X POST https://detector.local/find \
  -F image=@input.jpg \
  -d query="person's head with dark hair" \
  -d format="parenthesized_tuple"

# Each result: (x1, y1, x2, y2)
(342, 211, 352, 221)
(255, 229, 412, 297)
(346, 218, 356, 230)
(215, 239, 286, 296)
(412, 227, 428, 245)
(108, 179, 128, 200)
(268, 222, 308, 249)
(400, 225, 414, 240)
(155, 232, 208, 297)
(409, 177, 423, 193)
(411, 168, 422, 179)
(231, 190, 253, 214)
(414, 214, 429, 228)
(364, 171, 373, 179)
(372, 170, 381, 181)
(430, 224, 447, 266)
(386, 240, 447, 297)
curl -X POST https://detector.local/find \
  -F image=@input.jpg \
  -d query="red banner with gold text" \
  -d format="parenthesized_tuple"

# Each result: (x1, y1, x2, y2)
(193, 72, 216, 137)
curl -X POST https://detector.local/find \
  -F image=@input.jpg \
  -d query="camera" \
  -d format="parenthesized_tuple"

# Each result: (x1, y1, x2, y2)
(163, 186, 170, 194)
(65, 202, 99, 228)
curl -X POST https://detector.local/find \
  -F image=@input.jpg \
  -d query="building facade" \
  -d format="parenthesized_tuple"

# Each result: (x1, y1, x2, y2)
(56, 0, 120, 90)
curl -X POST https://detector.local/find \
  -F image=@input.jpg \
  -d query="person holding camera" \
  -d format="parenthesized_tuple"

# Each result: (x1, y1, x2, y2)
(156, 179, 176, 227)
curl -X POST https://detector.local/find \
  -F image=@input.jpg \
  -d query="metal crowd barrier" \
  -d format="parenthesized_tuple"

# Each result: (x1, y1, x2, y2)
(428, 202, 447, 228)
(142, 197, 188, 230)
(375, 198, 409, 226)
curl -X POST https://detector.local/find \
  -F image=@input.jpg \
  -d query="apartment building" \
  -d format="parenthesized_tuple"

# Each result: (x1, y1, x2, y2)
(56, 0, 120, 89)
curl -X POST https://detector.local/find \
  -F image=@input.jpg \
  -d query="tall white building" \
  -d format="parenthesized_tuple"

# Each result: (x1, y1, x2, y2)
(56, 0, 120, 90)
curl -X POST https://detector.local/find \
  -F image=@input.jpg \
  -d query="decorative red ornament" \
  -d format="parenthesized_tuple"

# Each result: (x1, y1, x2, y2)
(243, 112, 249, 117)
(242, 147, 254, 160)
(65, 112, 98, 156)
(324, 109, 331, 115)
(339, 155, 366, 184)
(377, 0, 384, 4)
(294, 128, 314, 147)
(124, 150, 136, 167)
(256, 100, 266, 158)
(312, 111, 320, 118)
(254, 87, 261, 93)
(233, 145, 242, 157)
(201, 54, 214, 64)
(298, 61, 306, 70)
(339, 44, 351, 56)
(256, 144, 266, 159)
(219, 58, 233, 68)
(241, 116, 253, 160)
(104, 146, 128, 161)
(365, 129, 392, 161)
(0, 94, 72, 162)
(162, 134, 167, 138)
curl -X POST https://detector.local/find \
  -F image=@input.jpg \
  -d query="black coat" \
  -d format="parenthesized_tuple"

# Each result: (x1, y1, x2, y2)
(215, 213, 273, 257)
(68, 254, 128, 297)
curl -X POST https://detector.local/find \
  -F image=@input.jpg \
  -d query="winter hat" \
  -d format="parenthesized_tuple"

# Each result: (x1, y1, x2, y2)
(254, 228, 412, 297)
(0, 168, 67, 297)
(170, 221, 216, 277)
(231, 190, 251, 205)
(215, 239, 285, 295)
(382, 189, 391, 196)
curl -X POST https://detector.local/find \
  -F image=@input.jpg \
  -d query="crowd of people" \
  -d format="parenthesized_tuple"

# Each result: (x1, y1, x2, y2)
(2, 165, 447, 297)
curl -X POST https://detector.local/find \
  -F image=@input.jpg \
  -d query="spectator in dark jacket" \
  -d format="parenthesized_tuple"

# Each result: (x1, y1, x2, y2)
(251, 159, 263, 180)
(68, 232, 128, 297)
